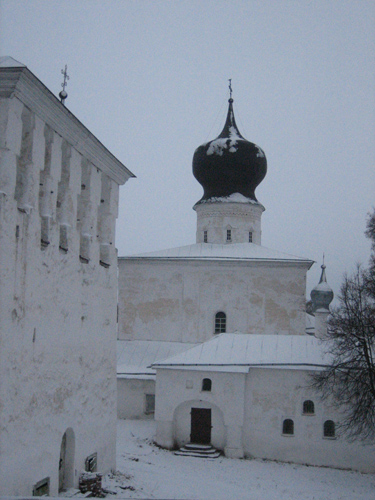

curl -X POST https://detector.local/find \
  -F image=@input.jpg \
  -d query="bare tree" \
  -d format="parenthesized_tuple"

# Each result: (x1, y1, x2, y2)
(311, 210, 375, 440)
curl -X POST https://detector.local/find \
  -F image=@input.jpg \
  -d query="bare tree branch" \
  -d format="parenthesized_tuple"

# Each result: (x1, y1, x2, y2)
(311, 209, 375, 441)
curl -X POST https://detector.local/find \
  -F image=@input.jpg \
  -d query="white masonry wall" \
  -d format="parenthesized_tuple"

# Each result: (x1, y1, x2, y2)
(154, 365, 375, 473)
(117, 377, 155, 420)
(0, 91, 121, 495)
(118, 258, 308, 343)
(154, 367, 246, 458)
(243, 368, 375, 473)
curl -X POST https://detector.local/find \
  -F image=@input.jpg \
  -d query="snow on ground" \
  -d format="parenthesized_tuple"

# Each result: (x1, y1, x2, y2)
(102, 419, 375, 500)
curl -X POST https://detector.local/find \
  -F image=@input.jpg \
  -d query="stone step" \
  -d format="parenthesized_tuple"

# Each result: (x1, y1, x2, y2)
(174, 443, 221, 459)
(184, 443, 213, 451)
(175, 450, 222, 459)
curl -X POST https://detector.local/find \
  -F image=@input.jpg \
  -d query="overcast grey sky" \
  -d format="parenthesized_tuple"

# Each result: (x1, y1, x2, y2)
(1, 0, 374, 298)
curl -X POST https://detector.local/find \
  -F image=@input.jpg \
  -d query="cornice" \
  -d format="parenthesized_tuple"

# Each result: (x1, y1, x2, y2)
(194, 200, 265, 214)
(197, 210, 262, 219)
(0, 67, 135, 185)
(118, 256, 314, 269)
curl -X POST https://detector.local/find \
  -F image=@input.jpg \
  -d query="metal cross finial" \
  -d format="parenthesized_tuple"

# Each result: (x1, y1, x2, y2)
(61, 65, 69, 92)
(59, 64, 69, 105)
(228, 79, 233, 99)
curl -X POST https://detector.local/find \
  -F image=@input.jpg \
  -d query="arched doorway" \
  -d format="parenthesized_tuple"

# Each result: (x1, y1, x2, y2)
(174, 400, 225, 450)
(58, 428, 75, 492)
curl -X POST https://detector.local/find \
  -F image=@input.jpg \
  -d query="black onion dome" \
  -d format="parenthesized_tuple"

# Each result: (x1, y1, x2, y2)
(193, 99, 267, 203)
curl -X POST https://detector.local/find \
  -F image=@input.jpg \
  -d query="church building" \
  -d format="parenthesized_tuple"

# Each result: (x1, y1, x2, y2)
(0, 57, 134, 496)
(117, 94, 375, 473)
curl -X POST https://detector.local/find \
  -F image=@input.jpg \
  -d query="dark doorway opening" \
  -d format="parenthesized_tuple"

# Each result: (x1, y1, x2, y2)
(190, 407, 212, 444)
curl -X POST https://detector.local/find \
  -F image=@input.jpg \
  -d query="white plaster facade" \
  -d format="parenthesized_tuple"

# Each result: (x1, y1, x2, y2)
(0, 58, 134, 496)
(153, 334, 375, 473)
(117, 377, 155, 420)
(118, 248, 312, 343)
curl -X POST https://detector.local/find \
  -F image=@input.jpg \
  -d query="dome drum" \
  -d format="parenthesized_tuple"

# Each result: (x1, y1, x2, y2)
(195, 200, 264, 245)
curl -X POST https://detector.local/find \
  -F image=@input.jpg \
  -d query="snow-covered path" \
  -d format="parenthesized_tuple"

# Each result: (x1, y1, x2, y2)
(102, 420, 375, 500)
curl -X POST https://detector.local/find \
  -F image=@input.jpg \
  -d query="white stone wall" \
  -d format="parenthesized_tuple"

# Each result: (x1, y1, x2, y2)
(243, 368, 375, 473)
(195, 201, 264, 245)
(118, 258, 308, 342)
(0, 92, 123, 495)
(155, 368, 245, 457)
(155, 366, 375, 472)
(117, 378, 155, 419)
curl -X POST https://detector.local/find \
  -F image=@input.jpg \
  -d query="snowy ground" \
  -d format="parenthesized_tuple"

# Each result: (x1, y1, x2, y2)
(100, 419, 375, 500)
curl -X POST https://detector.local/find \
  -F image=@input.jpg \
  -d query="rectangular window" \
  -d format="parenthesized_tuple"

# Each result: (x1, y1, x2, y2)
(33, 477, 50, 496)
(226, 229, 232, 242)
(249, 231, 253, 243)
(145, 394, 155, 414)
(203, 230, 208, 243)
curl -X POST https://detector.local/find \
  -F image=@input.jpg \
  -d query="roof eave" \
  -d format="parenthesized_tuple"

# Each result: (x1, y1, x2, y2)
(0, 66, 135, 185)
(119, 255, 314, 268)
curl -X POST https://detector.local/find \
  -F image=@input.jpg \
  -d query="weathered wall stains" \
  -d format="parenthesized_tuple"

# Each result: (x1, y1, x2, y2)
(118, 259, 309, 342)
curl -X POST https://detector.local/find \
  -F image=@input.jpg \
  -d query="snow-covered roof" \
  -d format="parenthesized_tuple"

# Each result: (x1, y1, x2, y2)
(119, 242, 313, 266)
(151, 333, 331, 372)
(0, 57, 135, 185)
(0, 56, 25, 68)
(117, 340, 198, 379)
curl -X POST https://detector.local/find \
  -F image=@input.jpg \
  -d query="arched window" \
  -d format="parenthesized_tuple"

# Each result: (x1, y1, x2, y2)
(226, 229, 232, 242)
(323, 420, 335, 438)
(282, 419, 294, 435)
(202, 378, 212, 391)
(303, 400, 315, 415)
(214, 312, 226, 333)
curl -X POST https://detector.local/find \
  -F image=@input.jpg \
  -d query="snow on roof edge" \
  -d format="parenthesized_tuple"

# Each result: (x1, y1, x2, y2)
(0, 56, 25, 68)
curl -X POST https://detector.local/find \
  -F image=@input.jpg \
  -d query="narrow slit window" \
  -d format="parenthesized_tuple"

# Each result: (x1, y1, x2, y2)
(282, 419, 294, 435)
(215, 311, 226, 333)
(202, 378, 212, 391)
(323, 420, 335, 438)
(203, 230, 208, 243)
(249, 231, 253, 243)
(226, 229, 232, 242)
(303, 400, 315, 415)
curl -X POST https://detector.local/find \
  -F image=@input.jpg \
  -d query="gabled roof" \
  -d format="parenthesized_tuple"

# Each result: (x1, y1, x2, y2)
(119, 242, 313, 267)
(151, 333, 331, 372)
(0, 57, 135, 185)
(0, 56, 25, 68)
(117, 340, 198, 379)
